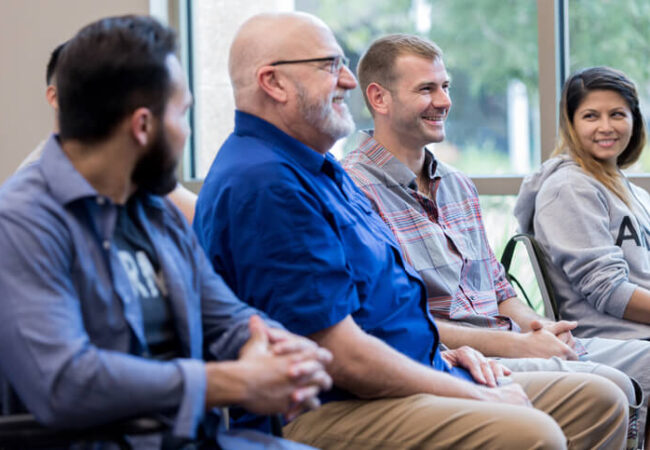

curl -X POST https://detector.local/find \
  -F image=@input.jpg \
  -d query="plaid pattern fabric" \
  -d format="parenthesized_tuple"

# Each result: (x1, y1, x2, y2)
(343, 132, 519, 331)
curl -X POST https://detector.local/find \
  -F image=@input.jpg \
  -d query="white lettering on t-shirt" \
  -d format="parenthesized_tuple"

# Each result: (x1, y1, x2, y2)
(118, 250, 167, 298)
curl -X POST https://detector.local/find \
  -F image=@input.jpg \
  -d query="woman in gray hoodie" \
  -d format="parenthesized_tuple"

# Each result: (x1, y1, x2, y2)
(515, 66, 650, 342)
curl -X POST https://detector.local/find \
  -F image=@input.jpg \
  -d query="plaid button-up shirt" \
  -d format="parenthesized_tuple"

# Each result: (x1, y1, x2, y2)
(342, 132, 519, 331)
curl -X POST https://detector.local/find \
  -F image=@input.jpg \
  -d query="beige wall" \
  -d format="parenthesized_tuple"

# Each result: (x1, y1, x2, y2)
(0, 0, 150, 184)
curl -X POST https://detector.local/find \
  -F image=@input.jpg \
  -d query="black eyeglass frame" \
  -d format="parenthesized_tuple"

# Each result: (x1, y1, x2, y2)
(269, 55, 350, 73)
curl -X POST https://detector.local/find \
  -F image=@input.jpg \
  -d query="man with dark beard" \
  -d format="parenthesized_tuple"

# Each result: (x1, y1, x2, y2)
(194, 12, 628, 449)
(0, 15, 332, 449)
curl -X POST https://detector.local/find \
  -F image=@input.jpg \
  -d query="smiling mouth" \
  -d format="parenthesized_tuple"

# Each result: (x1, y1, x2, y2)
(595, 139, 617, 148)
(422, 115, 445, 122)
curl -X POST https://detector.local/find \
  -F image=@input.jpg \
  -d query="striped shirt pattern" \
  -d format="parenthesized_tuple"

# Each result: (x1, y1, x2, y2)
(342, 132, 519, 331)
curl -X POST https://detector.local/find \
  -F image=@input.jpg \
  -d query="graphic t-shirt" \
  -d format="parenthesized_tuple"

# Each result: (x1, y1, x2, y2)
(114, 202, 182, 360)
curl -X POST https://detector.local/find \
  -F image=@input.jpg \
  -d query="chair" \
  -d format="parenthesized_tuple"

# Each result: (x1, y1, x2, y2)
(0, 375, 283, 449)
(0, 375, 167, 450)
(500, 233, 560, 321)
(0, 413, 168, 450)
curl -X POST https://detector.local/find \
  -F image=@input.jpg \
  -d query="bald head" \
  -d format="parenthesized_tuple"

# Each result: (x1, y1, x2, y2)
(228, 12, 338, 109)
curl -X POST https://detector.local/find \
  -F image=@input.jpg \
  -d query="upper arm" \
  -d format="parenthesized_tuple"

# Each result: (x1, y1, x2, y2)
(534, 178, 629, 312)
(211, 178, 360, 337)
(0, 209, 199, 433)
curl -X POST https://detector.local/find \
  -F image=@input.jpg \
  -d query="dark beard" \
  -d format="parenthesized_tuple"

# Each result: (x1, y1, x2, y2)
(131, 126, 178, 196)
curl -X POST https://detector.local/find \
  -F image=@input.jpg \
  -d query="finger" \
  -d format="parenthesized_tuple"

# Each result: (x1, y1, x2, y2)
(565, 348, 579, 360)
(465, 356, 487, 385)
(266, 327, 291, 343)
(548, 320, 578, 334)
(290, 367, 332, 390)
(271, 338, 313, 355)
(480, 360, 497, 388)
(245, 315, 269, 349)
(298, 369, 332, 391)
(302, 396, 321, 411)
(288, 359, 326, 379)
(558, 342, 579, 361)
(291, 385, 320, 404)
(556, 331, 575, 348)
(500, 363, 512, 376)
(488, 360, 505, 379)
(316, 347, 333, 365)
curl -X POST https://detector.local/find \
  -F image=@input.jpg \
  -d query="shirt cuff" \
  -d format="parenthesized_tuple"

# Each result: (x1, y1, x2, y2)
(173, 358, 206, 438)
(605, 280, 637, 319)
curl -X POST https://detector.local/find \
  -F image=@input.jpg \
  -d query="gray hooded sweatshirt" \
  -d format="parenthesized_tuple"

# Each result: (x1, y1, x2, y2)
(514, 156, 650, 340)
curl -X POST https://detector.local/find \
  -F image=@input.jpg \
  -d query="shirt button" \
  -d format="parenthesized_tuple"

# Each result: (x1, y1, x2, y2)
(103, 240, 110, 250)
(96, 197, 105, 205)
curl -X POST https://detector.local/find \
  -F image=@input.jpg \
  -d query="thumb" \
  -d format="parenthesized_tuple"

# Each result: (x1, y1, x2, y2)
(248, 315, 269, 346)
(529, 319, 544, 331)
(555, 320, 578, 332)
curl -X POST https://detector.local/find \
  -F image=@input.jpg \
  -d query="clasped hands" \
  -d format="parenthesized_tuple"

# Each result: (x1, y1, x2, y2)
(236, 315, 332, 421)
(522, 319, 580, 360)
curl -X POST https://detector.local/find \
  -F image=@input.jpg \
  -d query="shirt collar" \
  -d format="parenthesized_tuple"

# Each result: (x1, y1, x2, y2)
(356, 130, 439, 190)
(41, 134, 99, 205)
(40, 134, 166, 211)
(234, 110, 328, 176)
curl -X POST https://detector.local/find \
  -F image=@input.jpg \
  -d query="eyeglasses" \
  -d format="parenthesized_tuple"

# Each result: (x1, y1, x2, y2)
(270, 55, 350, 74)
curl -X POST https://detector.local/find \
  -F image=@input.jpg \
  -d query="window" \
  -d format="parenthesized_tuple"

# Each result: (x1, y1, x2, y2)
(183, 0, 559, 187)
(300, 0, 540, 176)
(568, 0, 650, 172)
(186, 0, 295, 180)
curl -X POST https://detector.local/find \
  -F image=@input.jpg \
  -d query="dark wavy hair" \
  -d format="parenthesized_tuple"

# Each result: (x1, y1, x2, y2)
(56, 15, 177, 143)
(553, 66, 646, 204)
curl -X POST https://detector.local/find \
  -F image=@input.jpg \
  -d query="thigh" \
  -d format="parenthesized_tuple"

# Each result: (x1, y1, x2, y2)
(283, 393, 565, 450)
(580, 336, 650, 390)
(500, 356, 638, 406)
(580, 337, 650, 444)
(512, 371, 628, 450)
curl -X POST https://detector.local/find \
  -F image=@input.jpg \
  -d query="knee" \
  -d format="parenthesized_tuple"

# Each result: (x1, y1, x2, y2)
(582, 374, 629, 417)
(593, 365, 638, 406)
(507, 409, 566, 450)
(577, 374, 629, 443)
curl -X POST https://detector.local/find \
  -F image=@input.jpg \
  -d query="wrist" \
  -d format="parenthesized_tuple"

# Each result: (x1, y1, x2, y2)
(204, 361, 251, 408)
(506, 332, 528, 358)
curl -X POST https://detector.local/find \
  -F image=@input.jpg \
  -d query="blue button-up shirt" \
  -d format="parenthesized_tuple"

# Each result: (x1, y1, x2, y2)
(194, 111, 473, 403)
(0, 136, 273, 439)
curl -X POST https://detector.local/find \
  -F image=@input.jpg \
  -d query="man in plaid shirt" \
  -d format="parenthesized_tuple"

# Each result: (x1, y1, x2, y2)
(342, 33, 650, 445)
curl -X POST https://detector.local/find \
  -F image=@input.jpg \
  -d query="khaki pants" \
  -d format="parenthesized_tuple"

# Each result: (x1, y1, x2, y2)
(284, 372, 627, 450)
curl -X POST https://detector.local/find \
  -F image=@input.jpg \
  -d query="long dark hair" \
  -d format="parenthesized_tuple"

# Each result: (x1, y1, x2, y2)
(553, 66, 646, 205)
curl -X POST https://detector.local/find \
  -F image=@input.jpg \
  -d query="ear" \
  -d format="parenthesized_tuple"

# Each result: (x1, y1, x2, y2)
(129, 107, 155, 148)
(46, 85, 58, 110)
(366, 82, 391, 116)
(256, 65, 289, 103)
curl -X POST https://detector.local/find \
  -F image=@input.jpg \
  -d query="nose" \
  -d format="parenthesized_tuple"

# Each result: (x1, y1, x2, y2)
(596, 117, 614, 133)
(338, 64, 358, 90)
(431, 89, 451, 111)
